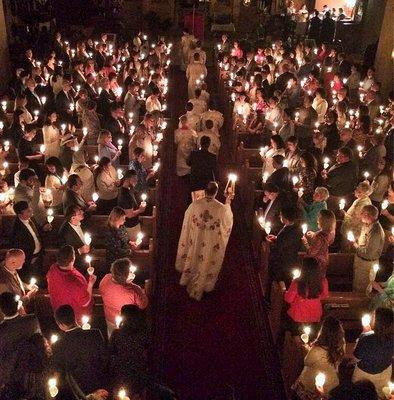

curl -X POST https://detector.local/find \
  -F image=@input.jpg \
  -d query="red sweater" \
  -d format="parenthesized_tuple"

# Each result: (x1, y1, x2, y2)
(46, 264, 93, 323)
(284, 278, 329, 323)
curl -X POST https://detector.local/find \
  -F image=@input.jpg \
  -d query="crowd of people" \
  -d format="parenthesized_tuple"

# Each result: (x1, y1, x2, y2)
(216, 10, 394, 400)
(0, 2, 393, 399)
(0, 28, 177, 399)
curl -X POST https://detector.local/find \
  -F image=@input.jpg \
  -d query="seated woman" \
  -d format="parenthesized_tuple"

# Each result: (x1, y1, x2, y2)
(45, 157, 68, 213)
(352, 307, 393, 398)
(303, 210, 336, 277)
(99, 257, 148, 336)
(98, 130, 121, 168)
(94, 156, 119, 214)
(340, 180, 372, 249)
(105, 206, 135, 267)
(302, 187, 329, 232)
(284, 257, 329, 328)
(293, 316, 345, 399)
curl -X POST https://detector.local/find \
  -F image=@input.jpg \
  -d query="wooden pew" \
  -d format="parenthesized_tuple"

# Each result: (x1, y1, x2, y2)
(322, 291, 370, 330)
(236, 142, 263, 167)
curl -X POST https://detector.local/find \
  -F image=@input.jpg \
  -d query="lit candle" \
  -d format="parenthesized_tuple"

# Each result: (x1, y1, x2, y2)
(347, 231, 355, 242)
(83, 232, 92, 246)
(30, 277, 37, 287)
(262, 172, 269, 183)
(295, 111, 299, 122)
(8, 187, 14, 200)
(48, 377, 58, 398)
(40, 144, 46, 154)
(115, 315, 123, 329)
(302, 223, 308, 235)
(301, 325, 311, 344)
(363, 171, 370, 179)
(225, 173, 237, 195)
(258, 216, 265, 229)
(361, 313, 371, 328)
(292, 176, 299, 186)
(117, 169, 123, 180)
(292, 268, 301, 279)
(47, 208, 54, 224)
(339, 199, 346, 210)
(372, 263, 379, 274)
(118, 388, 130, 400)
(136, 232, 144, 247)
(85, 254, 92, 268)
(141, 193, 147, 207)
(34, 110, 39, 117)
(323, 157, 330, 170)
(152, 162, 160, 172)
(69, 103, 74, 112)
(81, 315, 91, 330)
(264, 221, 271, 235)
(92, 192, 99, 203)
(76, 84, 81, 91)
(382, 382, 394, 398)
(116, 87, 123, 97)
(61, 123, 66, 133)
(0, 122, 4, 131)
(94, 155, 99, 164)
(82, 127, 88, 136)
(41, 96, 47, 105)
(357, 145, 363, 158)
(50, 334, 59, 344)
(315, 372, 326, 392)
(1, 101, 7, 111)
(382, 199, 389, 210)
(61, 174, 68, 185)
(314, 122, 320, 129)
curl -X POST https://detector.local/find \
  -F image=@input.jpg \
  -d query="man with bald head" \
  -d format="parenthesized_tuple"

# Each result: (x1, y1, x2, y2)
(0, 249, 38, 311)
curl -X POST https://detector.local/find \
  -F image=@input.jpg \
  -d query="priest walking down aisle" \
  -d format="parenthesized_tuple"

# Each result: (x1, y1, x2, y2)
(175, 182, 234, 300)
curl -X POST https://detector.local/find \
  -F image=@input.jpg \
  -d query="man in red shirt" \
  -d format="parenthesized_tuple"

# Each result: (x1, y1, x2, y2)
(47, 245, 95, 323)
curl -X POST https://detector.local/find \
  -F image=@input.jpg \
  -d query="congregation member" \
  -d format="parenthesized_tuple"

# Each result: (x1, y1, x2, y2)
(47, 245, 96, 323)
(99, 258, 148, 335)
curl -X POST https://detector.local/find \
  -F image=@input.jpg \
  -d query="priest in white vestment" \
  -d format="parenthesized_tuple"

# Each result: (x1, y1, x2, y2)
(174, 115, 197, 177)
(186, 53, 207, 99)
(176, 182, 234, 300)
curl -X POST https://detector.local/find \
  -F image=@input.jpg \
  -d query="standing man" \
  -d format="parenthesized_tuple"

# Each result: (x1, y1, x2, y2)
(186, 53, 207, 99)
(174, 115, 197, 178)
(189, 136, 218, 201)
(117, 169, 146, 241)
(47, 245, 96, 323)
(10, 201, 49, 279)
(350, 205, 385, 294)
(176, 182, 233, 300)
(0, 249, 38, 311)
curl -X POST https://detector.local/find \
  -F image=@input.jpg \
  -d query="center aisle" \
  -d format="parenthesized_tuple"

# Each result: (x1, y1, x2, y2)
(150, 63, 286, 400)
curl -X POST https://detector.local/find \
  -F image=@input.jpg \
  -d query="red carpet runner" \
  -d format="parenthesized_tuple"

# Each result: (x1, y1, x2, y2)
(150, 65, 286, 400)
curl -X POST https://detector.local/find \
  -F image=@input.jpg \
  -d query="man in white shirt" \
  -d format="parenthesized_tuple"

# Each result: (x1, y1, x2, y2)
(189, 88, 207, 116)
(197, 120, 221, 156)
(186, 53, 207, 98)
(180, 102, 201, 132)
(174, 115, 197, 177)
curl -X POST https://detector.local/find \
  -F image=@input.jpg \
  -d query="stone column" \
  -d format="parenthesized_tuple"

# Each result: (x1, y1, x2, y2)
(0, 0, 10, 91)
(374, 0, 393, 97)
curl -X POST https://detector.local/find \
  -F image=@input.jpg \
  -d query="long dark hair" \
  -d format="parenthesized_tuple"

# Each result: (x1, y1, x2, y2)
(46, 156, 65, 176)
(297, 257, 323, 299)
(300, 151, 317, 173)
(313, 316, 345, 365)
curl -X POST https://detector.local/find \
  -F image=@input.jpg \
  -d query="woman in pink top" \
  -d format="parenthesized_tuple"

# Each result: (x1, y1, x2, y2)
(303, 209, 336, 277)
(284, 257, 329, 324)
(99, 258, 148, 336)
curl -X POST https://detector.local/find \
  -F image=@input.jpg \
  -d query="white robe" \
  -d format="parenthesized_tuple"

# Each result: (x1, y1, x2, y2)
(176, 197, 233, 300)
(186, 62, 207, 98)
(201, 109, 224, 131)
(174, 128, 197, 176)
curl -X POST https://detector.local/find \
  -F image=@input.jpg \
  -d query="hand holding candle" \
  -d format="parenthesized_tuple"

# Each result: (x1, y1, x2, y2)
(115, 315, 123, 329)
(302, 223, 308, 235)
(292, 268, 301, 280)
(347, 231, 355, 242)
(315, 372, 326, 393)
(141, 193, 147, 208)
(339, 198, 346, 210)
(84, 232, 92, 246)
(135, 232, 144, 247)
(225, 173, 237, 195)
(118, 388, 130, 400)
(48, 377, 59, 398)
(92, 192, 99, 203)
(117, 139, 123, 151)
(50, 334, 59, 344)
(81, 315, 91, 330)
(301, 325, 311, 344)
(47, 208, 54, 224)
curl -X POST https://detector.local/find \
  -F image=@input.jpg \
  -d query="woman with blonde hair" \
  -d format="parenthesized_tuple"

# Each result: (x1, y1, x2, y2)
(98, 130, 121, 168)
(303, 209, 336, 277)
